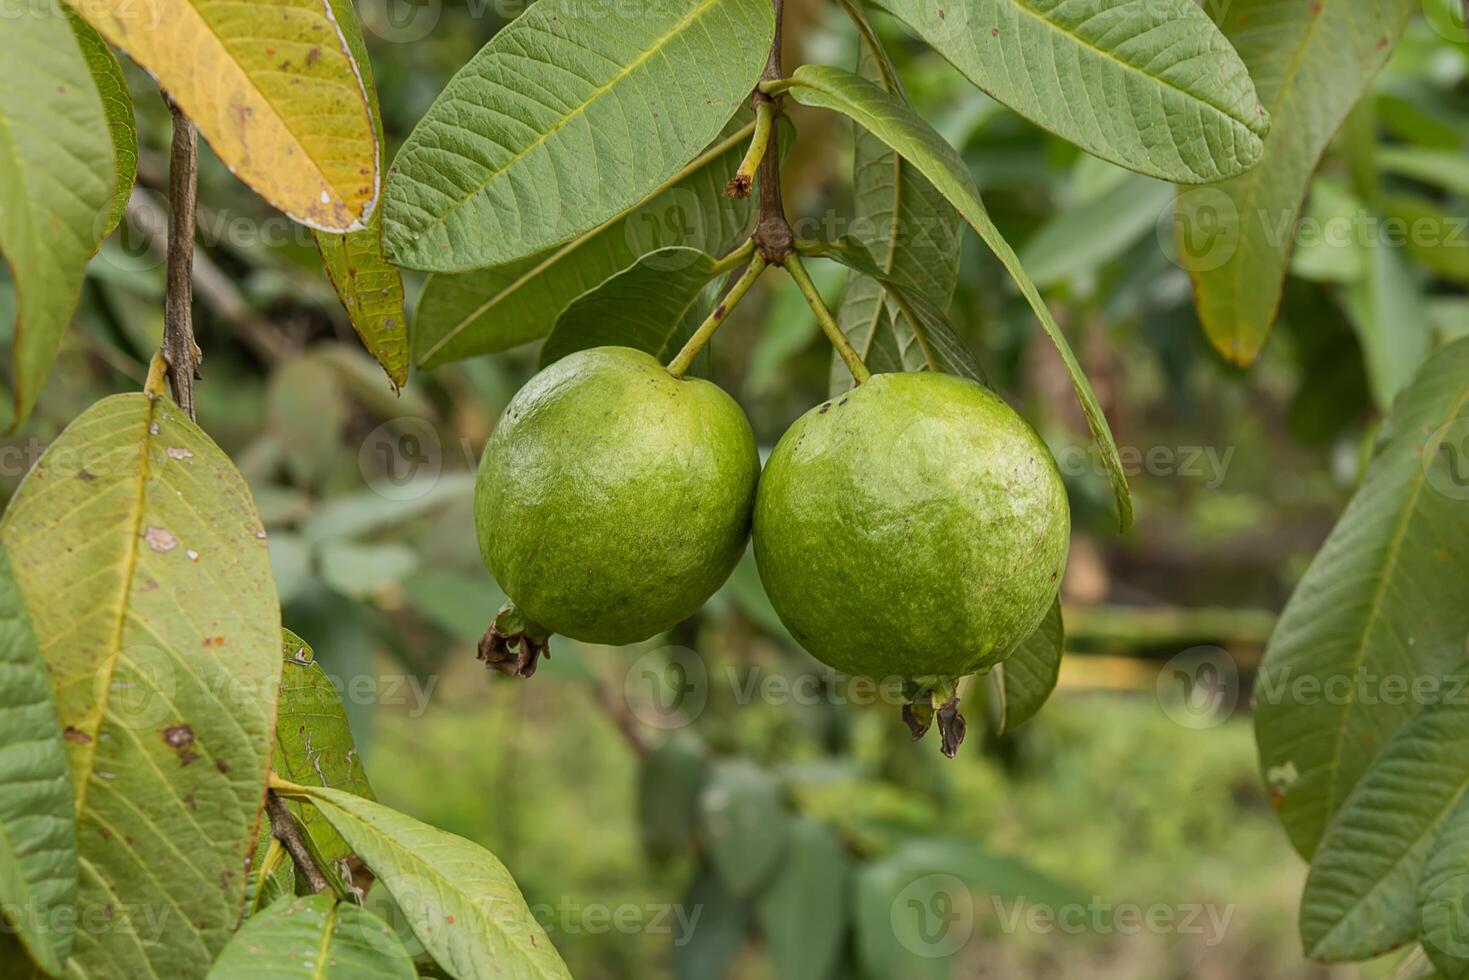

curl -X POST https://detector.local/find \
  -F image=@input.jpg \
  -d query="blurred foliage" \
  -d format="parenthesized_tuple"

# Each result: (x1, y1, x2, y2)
(2, 1, 1465, 977)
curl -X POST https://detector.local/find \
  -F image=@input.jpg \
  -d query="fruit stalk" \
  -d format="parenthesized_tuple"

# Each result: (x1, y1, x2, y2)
(666, 255, 768, 378)
(785, 253, 871, 384)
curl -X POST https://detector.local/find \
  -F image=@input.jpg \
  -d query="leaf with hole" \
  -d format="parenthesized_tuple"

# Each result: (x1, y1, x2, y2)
(1177, 0, 1417, 365)
(272, 782, 570, 980)
(0, 545, 76, 976)
(207, 893, 416, 979)
(275, 629, 375, 898)
(382, 0, 774, 272)
(1256, 337, 1469, 859)
(412, 115, 763, 367)
(785, 64, 1132, 531)
(0, 392, 282, 977)
(311, 0, 407, 387)
(868, 0, 1268, 183)
(66, 0, 379, 230)
(0, 0, 117, 430)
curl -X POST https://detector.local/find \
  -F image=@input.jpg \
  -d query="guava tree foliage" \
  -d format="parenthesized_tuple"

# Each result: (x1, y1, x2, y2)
(0, 0, 1462, 977)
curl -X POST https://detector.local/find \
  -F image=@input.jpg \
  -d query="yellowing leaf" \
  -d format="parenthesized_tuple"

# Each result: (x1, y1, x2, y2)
(0, 392, 283, 976)
(1177, 0, 1417, 365)
(311, 0, 406, 386)
(66, 0, 379, 231)
(0, 0, 117, 430)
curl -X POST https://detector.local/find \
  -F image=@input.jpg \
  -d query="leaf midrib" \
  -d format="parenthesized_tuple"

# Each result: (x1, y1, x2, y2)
(418, 122, 753, 363)
(400, 0, 728, 246)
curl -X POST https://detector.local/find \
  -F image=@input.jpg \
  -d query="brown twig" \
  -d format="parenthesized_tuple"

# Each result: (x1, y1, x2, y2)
(594, 675, 649, 758)
(265, 790, 330, 894)
(162, 97, 202, 417)
(751, 0, 794, 266)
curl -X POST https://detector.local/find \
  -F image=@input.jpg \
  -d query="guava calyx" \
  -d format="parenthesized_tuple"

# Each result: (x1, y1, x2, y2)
(477, 601, 552, 678)
(902, 680, 968, 759)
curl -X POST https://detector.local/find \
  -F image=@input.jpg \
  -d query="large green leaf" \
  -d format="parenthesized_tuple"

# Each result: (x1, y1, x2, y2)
(1300, 692, 1469, 961)
(0, 0, 116, 429)
(834, 12, 963, 397)
(412, 118, 758, 366)
(538, 248, 722, 369)
(207, 893, 416, 979)
(755, 817, 850, 980)
(312, 0, 407, 388)
(272, 783, 570, 980)
(985, 598, 1063, 734)
(0, 546, 76, 976)
(785, 64, 1133, 530)
(275, 629, 375, 896)
(1255, 337, 1469, 859)
(1177, 0, 1417, 365)
(382, 0, 773, 272)
(64, 8, 135, 241)
(0, 392, 282, 977)
(868, 0, 1268, 183)
(1419, 795, 1469, 979)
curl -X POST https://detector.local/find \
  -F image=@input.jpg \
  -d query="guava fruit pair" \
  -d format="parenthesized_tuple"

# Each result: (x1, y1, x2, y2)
(474, 346, 1069, 743)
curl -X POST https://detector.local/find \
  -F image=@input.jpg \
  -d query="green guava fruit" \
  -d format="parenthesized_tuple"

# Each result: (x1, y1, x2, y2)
(753, 371, 1070, 684)
(475, 346, 759, 657)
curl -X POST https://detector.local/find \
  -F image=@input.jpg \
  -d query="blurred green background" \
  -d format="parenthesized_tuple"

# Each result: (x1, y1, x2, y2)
(4, 0, 1467, 976)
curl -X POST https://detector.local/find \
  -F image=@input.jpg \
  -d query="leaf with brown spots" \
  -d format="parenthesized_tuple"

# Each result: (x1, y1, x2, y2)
(0, 391, 281, 977)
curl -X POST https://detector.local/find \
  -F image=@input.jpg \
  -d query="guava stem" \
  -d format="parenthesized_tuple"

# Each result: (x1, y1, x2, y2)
(726, 100, 775, 199)
(666, 255, 768, 379)
(785, 253, 872, 384)
(707, 238, 756, 279)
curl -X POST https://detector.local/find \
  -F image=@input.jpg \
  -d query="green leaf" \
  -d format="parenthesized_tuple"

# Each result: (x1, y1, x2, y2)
(674, 864, 749, 980)
(1419, 795, 1469, 979)
(785, 64, 1132, 530)
(318, 541, 419, 599)
(0, 392, 282, 977)
(208, 893, 416, 979)
(0, 0, 116, 429)
(1301, 691, 1469, 961)
(698, 760, 790, 897)
(1018, 171, 1173, 288)
(855, 836, 1088, 979)
(755, 817, 850, 980)
(272, 783, 571, 980)
(867, 0, 1269, 183)
(1378, 146, 1469, 197)
(1343, 226, 1433, 409)
(66, 0, 380, 231)
(382, 0, 774, 272)
(0, 545, 76, 976)
(275, 629, 375, 896)
(312, 0, 407, 388)
(805, 238, 983, 387)
(1378, 193, 1469, 285)
(638, 732, 709, 864)
(834, 16, 964, 396)
(1255, 337, 1469, 859)
(63, 8, 135, 241)
(1290, 179, 1367, 284)
(985, 598, 1063, 735)
(539, 248, 721, 369)
(1177, 0, 1417, 365)
(412, 117, 759, 366)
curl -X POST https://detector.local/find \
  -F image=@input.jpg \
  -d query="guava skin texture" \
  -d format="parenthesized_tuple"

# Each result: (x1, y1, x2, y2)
(753, 372, 1070, 680)
(476, 346, 760, 646)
